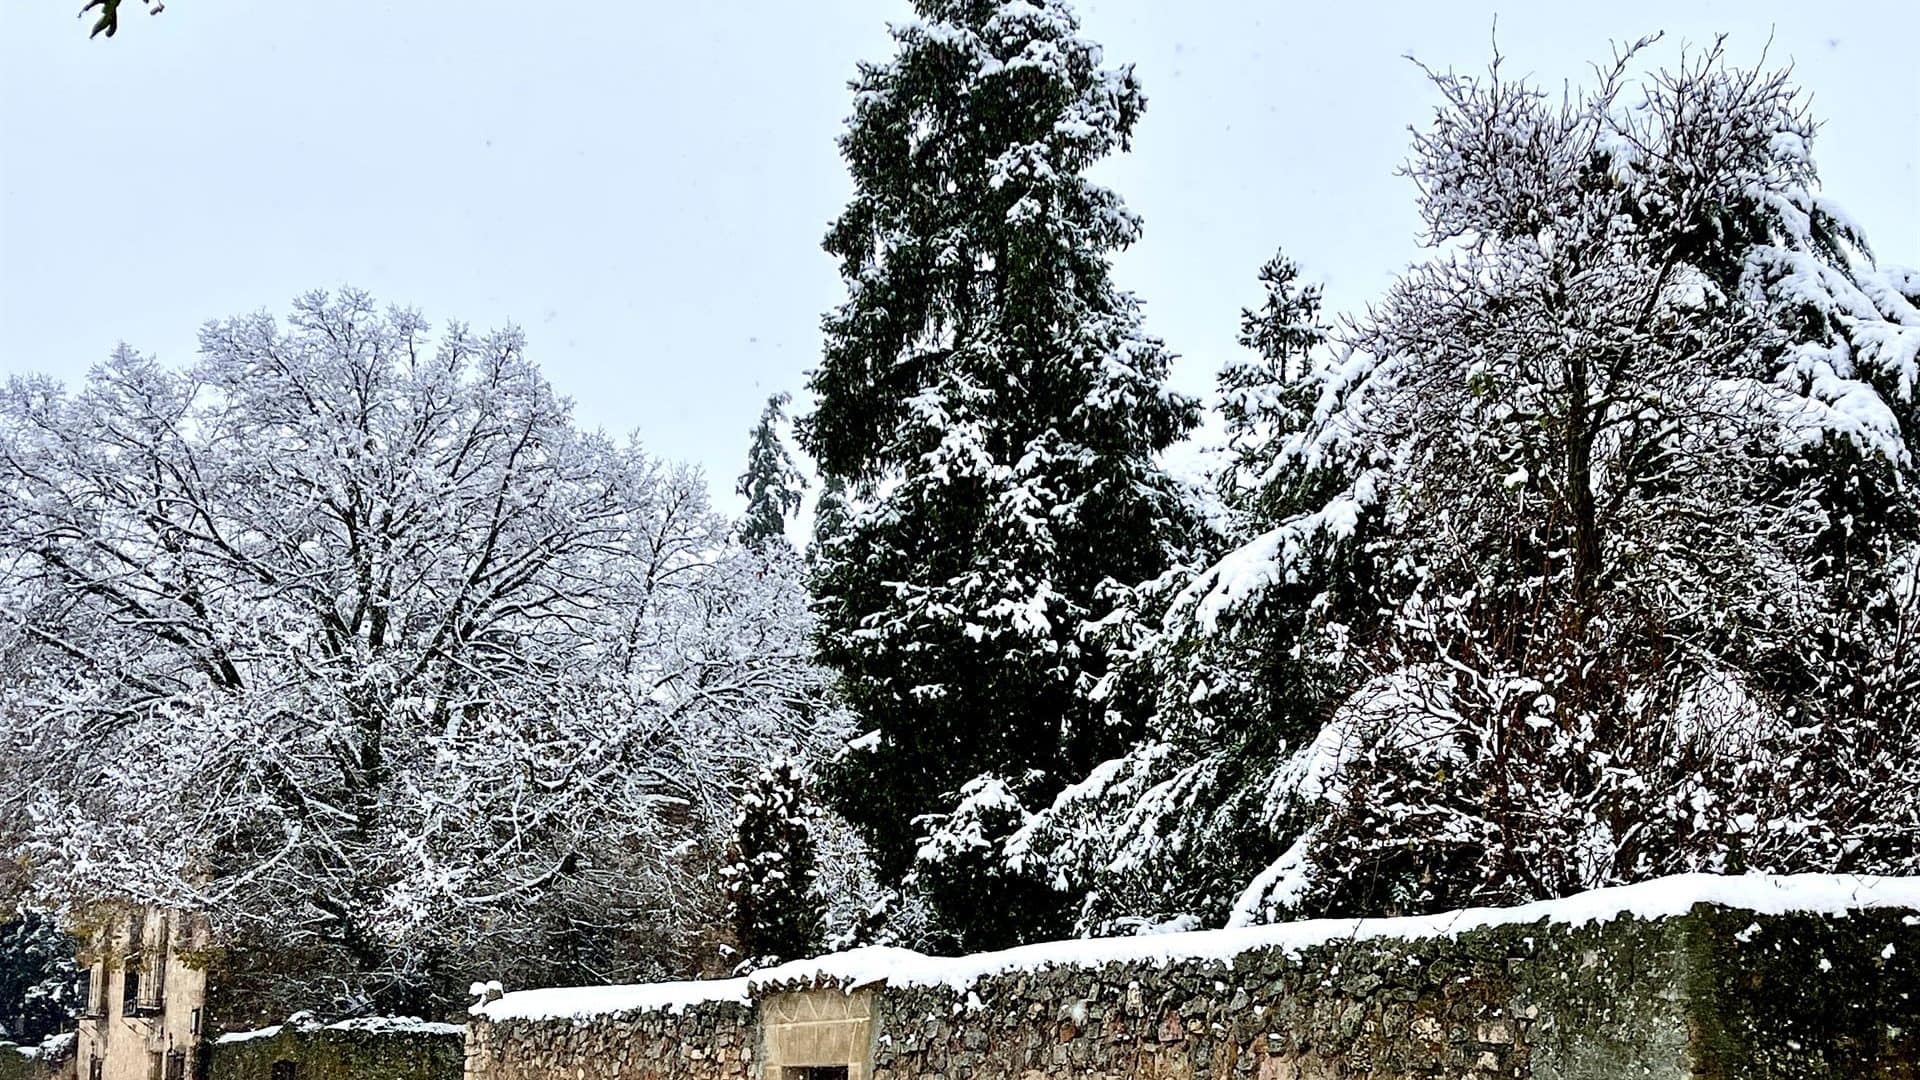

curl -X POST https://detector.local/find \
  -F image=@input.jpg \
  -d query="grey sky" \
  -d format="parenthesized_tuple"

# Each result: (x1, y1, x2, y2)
(3, 1, 1915, 510)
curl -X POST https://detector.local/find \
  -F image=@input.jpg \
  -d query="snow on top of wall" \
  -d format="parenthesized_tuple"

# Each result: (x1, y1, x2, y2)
(477, 977, 752, 1022)
(213, 1028, 283, 1045)
(323, 1017, 464, 1036)
(476, 871, 1920, 1022)
(213, 1016, 464, 1045)
(6, 1033, 75, 1059)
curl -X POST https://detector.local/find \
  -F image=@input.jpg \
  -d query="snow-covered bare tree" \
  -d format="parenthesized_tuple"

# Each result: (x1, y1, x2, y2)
(1208, 38, 1920, 918)
(800, 0, 1199, 950)
(0, 290, 843, 1016)
(1019, 39, 1920, 930)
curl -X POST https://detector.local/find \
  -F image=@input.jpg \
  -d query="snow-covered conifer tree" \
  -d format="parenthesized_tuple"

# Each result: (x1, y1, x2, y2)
(720, 759, 823, 973)
(1008, 251, 1351, 932)
(1218, 252, 1330, 519)
(0, 912, 76, 1045)
(736, 393, 804, 548)
(800, 0, 1199, 949)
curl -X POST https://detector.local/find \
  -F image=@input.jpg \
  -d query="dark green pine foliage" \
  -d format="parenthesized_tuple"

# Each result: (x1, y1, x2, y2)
(1219, 253, 1333, 523)
(1196, 249, 1346, 766)
(1219, 252, 1366, 705)
(0, 911, 77, 1044)
(736, 392, 804, 548)
(1170, 254, 1361, 912)
(720, 759, 823, 973)
(1055, 253, 1354, 930)
(800, 0, 1198, 950)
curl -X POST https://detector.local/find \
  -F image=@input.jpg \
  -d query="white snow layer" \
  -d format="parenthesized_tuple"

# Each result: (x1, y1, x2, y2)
(6, 1033, 75, 1059)
(211, 1028, 284, 1045)
(476, 977, 753, 1021)
(477, 871, 1920, 1021)
(213, 1017, 464, 1044)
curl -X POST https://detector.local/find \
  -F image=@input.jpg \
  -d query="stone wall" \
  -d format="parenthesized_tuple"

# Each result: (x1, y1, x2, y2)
(0, 1037, 74, 1080)
(1682, 906, 1917, 1076)
(856, 915, 1695, 1080)
(466, 1000, 752, 1080)
(208, 1020, 464, 1080)
(840, 908, 1917, 1079)
(464, 876, 1920, 1080)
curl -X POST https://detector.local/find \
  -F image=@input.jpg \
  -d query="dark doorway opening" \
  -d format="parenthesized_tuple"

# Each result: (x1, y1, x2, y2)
(787, 1069, 850, 1080)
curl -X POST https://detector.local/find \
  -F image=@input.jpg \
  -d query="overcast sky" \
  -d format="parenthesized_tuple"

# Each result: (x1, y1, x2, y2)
(3, 1, 1915, 509)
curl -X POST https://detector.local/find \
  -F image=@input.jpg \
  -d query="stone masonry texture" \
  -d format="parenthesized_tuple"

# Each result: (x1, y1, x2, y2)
(209, 1024, 465, 1080)
(464, 904, 1920, 1080)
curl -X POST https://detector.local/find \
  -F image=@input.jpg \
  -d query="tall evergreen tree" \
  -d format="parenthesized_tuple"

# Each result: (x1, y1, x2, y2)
(736, 392, 804, 548)
(1006, 251, 1355, 933)
(720, 759, 823, 973)
(1218, 253, 1330, 521)
(800, 0, 1198, 949)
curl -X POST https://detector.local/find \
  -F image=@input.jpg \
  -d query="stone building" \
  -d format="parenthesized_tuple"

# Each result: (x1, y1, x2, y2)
(57, 908, 465, 1080)
(72, 909, 209, 1080)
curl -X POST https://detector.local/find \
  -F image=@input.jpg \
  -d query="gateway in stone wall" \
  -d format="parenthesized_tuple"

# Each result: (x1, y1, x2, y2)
(464, 873, 1920, 1080)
